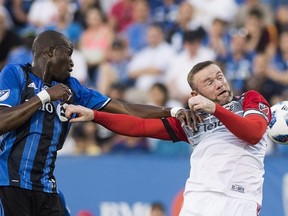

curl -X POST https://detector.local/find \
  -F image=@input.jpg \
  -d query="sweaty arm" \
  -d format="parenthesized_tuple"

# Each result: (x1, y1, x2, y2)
(102, 99, 172, 118)
(213, 104, 268, 144)
(93, 110, 171, 140)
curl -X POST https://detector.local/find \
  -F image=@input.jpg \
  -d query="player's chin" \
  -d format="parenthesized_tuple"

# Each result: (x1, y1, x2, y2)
(56, 74, 71, 83)
(62, 73, 71, 81)
(216, 94, 232, 105)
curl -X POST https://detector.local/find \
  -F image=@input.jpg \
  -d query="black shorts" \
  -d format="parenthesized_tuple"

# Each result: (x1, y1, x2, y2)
(0, 186, 64, 216)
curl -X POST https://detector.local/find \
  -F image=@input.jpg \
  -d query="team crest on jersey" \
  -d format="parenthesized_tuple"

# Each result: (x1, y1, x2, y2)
(259, 102, 269, 116)
(0, 90, 10, 101)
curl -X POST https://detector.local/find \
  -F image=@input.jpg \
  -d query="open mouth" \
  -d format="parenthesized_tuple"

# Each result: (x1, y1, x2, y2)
(218, 90, 227, 96)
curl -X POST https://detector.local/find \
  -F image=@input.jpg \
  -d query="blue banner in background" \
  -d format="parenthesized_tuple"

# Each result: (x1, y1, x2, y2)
(55, 154, 288, 216)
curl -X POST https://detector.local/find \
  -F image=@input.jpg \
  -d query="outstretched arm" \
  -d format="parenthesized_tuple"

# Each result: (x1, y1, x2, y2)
(102, 100, 199, 129)
(65, 105, 171, 140)
(102, 99, 172, 118)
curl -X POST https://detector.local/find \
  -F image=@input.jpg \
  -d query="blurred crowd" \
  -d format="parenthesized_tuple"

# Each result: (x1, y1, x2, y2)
(1, 0, 288, 156)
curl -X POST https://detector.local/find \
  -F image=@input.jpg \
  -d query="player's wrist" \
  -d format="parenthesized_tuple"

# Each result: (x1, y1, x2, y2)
(170, 107, 185, 117)
(37, 90, 51, 105)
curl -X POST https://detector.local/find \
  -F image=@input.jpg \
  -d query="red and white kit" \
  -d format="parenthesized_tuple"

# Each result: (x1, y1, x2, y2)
(93, 90, 271, 216)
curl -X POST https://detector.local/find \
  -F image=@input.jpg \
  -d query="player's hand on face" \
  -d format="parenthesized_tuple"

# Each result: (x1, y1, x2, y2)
(65, 104, 94, 122)
(176, 109, 203, 131)
(46, 84, 72, 102)
(188, 95, 216, 114)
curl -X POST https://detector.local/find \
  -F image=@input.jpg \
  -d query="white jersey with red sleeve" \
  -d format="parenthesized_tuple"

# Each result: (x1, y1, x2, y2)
(162, 90, 271, 205)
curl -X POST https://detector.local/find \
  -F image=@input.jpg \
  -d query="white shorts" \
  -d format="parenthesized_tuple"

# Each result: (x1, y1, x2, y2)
(179, 191, 260, 216)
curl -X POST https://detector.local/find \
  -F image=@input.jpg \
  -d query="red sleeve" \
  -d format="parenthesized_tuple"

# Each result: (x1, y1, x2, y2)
(93, 111, 171, 140)
(213, 91, 271, 144)
(242, 90, 271, 122)
(163, 117, 189, 142)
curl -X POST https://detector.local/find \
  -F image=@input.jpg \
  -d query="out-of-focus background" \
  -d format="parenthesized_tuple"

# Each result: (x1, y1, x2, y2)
(1, 0, 288, 215)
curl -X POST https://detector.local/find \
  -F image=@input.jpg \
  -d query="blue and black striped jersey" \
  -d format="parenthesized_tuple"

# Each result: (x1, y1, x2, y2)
(0, 64, 111, 193)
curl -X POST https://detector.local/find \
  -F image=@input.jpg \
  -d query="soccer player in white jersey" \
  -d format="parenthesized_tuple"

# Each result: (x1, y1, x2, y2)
(65, 60, 271, 216)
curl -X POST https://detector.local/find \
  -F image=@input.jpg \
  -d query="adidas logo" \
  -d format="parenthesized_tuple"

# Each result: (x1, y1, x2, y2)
(28, 82, 38, 89)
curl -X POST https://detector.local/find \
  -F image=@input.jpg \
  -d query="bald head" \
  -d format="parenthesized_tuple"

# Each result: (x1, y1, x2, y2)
(32, 30, 73, 58)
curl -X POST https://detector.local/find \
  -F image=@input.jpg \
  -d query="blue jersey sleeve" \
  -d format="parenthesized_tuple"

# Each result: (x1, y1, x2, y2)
(0, 64, 26, 107)
(67, 77, 111, 109)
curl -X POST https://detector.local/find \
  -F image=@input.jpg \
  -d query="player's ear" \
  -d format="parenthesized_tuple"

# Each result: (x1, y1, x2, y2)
(46, 46, 55, 57)
(191, 91, 197, 96)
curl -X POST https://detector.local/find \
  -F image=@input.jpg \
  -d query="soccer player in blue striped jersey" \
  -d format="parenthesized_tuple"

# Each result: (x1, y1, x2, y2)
(0, 30, 174, 216)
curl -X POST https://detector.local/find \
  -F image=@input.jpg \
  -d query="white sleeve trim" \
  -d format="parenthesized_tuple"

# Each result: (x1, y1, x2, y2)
(97, 98, 111, 110)
(0, 104, 12, 107)
(244, 109, 269, 122)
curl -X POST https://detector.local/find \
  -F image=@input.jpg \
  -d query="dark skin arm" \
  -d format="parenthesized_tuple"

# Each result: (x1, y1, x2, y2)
(0, 97, 42, 135)
(102, 99, 172, 118)
(0, 83, 72, 135)
(175, 92, 203, 131)
(176, 109, 202, 131)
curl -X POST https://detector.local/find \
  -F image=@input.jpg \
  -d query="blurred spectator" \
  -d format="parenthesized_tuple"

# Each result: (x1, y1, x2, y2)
(71, 49, 89, 85)
(44, 0, 83, 46)
(100, 0, 118, 14)
(73, 0, 103, 28)
(147, 82, 182, 107)
(27, 0, 59, 31)
(203, 17, 230, 57)
(127, 23, 175, 92)
(7, 32, 34, 64)
(122, 0, 151, 54)
(71, 121, 102, 155)
(150, 202, 166, 216)
(166, 29, 215, 105)
(58, 130, 77, 156)
(232, 0, 274, 28)
(149, 0, 180, 36)
(96, 38, 133, 95)
(0, 7, 23, 70)
(79, 7, 114, 85)
(243, 8, 276, 56)
(0, 3, 14, 29)
(261, 30, 288, 104)
(167, 1, 206, 52)
(246, 53, 270, 94)
(5, 0, 34, 32)
(257, 0, 287, 10)
(107, 82, 128, 102)
(108, 0, 134, 32)
(188, 0, 238, 31)
(274, 5, 288, 36)
(216, 28, 254, 96)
